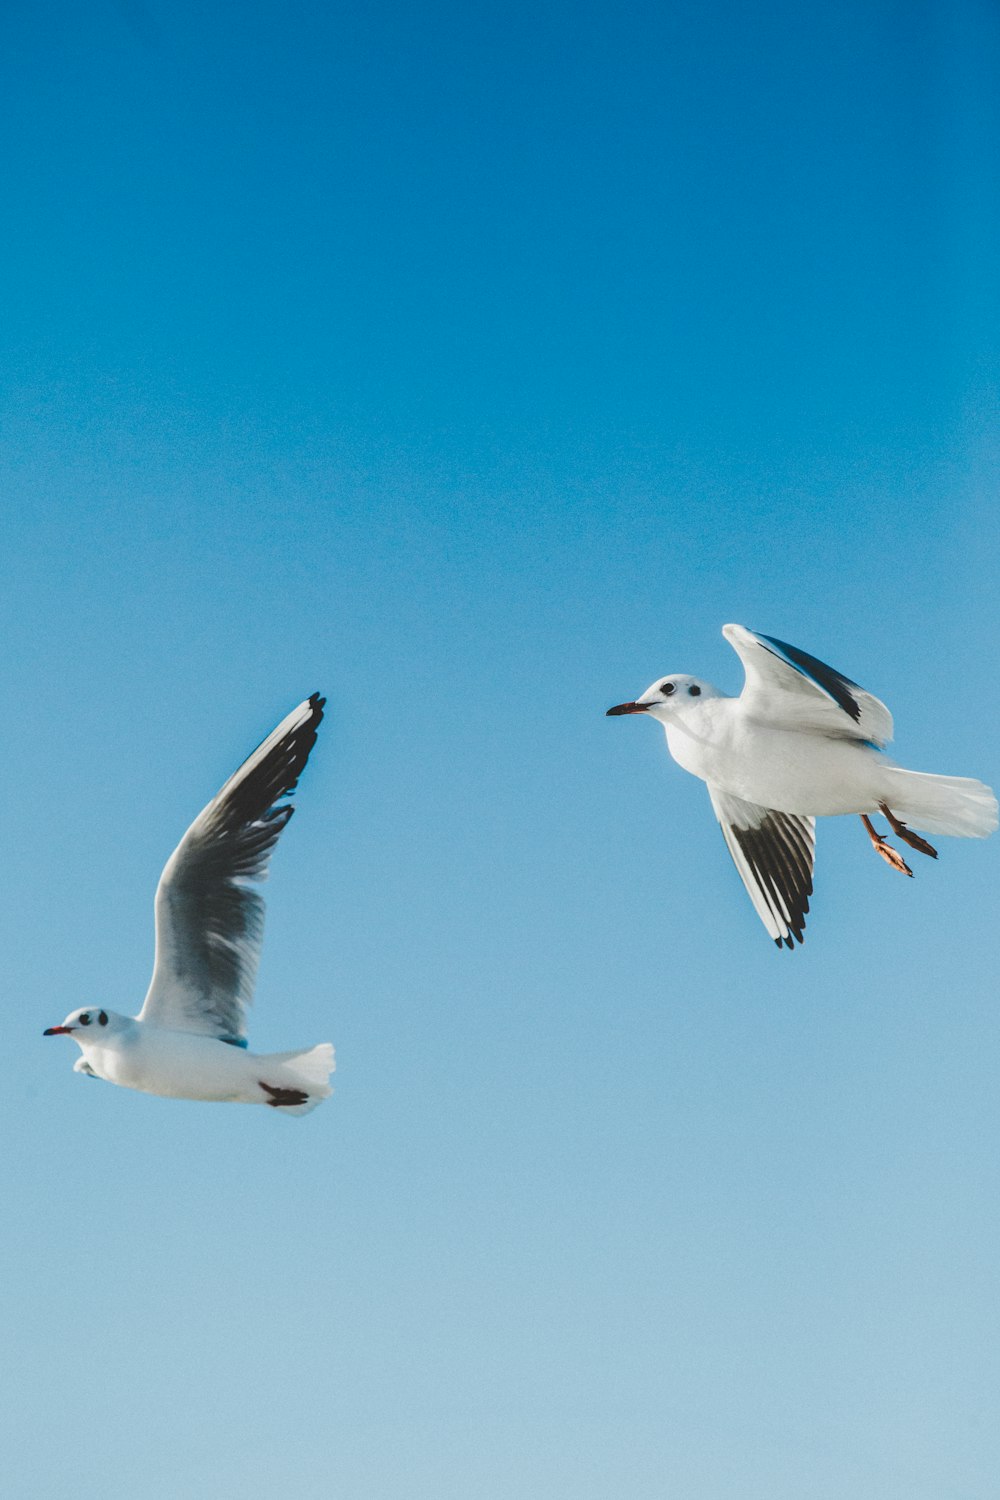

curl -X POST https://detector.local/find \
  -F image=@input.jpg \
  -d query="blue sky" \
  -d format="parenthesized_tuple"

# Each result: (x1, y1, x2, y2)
(2, 1, 999, 1496)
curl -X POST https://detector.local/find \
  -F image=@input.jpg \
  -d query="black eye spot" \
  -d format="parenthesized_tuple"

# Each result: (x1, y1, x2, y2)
(79, 1013, 91, 1026)
(660, 682, 675, 697)
(99, 1011, 108, 1027)
(688, 684, 701, 696)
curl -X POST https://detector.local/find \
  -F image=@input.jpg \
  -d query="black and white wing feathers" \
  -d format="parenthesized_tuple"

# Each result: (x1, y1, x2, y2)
(723, 623, 893, 747)
(708, 786, 815, 949)
(138, 694, 325, 1041)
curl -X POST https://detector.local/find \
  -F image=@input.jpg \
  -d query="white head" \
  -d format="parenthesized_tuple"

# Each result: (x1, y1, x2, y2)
(44, 1007, 127, 1045)
(606, 673, 720, 724)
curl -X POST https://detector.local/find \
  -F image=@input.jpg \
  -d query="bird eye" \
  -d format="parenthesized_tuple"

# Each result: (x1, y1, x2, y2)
(79, 1013, 91, 1026)
(99, 1011, 108, 1026)
(660, 682, 675, 697)
(689, 684, 701, 696)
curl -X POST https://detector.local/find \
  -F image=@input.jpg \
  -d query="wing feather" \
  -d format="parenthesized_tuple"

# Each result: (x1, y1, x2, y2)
(708, 785, 815, 949)
(723, 624, 893, 746)
(138, 694, 325, 1039)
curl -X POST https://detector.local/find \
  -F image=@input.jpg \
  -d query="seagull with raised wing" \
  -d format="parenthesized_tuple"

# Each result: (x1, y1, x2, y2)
(45, 694, 334, 1115)
(607, 625, 997, 948)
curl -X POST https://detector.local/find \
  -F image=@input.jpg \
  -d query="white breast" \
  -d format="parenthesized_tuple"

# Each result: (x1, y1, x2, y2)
(665, 709, 885, 817)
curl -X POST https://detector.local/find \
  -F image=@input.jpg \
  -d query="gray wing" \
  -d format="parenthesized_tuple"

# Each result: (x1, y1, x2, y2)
(723, 623, 893, 747)
(138, 693, 325, 1040)
(708, 785, 815, 949)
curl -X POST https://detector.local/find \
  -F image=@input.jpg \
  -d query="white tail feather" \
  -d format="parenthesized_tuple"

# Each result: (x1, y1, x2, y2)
(259, 1042, 335, 1116)
(882, 769, 998, 838)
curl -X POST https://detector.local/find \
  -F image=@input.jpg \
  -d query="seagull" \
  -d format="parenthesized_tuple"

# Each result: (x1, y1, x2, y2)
(607, 624, 997, 948)
(44, 694, 335, 1115)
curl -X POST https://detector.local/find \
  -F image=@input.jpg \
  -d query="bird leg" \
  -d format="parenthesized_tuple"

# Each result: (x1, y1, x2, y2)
(259, 1080, 310, 1108)
(877, 802, 938, 859)
(860, 814, 913, 876)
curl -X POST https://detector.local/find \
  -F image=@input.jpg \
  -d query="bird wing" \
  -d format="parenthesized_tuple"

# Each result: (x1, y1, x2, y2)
(723, 624, 893, 746)
(707, 785, 815, 949)
(138, 694, 325, 1040)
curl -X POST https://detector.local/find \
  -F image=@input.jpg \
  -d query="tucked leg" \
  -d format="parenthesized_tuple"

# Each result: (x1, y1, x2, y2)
(878, 802, 938, 859)
(860, 813, 913, 876)
(259, 1080, 310, 1108)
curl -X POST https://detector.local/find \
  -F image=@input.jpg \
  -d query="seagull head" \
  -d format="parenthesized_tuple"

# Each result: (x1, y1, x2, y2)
(606, 674, 717, 723)
(44, 1007, 123, 1043)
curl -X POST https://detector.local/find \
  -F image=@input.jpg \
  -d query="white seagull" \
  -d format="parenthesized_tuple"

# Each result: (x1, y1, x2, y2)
(607, 624, 997, 948)
(45, 694, 335, 1115)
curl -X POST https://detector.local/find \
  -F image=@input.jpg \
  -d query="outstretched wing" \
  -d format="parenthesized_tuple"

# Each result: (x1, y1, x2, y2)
(708, 785, 815, 949)
(138, 694, 326, 1041)
(723, 623, 893, 747)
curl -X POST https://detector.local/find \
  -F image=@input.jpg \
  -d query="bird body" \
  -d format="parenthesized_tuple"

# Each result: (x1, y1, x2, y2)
(62, 1012, 333, 1115)
(45, 694, 334, 1114)
(661, 698, 987, 826)
(608, 625, 997, 946)
(661, 696, 883, 814)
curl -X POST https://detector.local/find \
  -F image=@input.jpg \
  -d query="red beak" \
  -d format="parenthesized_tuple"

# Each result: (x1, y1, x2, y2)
(606, 701, 648, 716)
(43, 1025, 73, 1036)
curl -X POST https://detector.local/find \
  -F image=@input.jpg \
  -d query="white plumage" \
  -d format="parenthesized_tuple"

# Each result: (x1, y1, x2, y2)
(608, 625, 997, 947)
(45, 694, 334, 1115)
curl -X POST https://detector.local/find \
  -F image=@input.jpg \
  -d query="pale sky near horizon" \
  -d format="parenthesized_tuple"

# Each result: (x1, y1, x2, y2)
(2, 2, 999, 1497)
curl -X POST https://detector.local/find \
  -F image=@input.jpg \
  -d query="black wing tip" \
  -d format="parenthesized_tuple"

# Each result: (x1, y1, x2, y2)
(217, 694, 325, 829)
(731, 814, 812, 952)
(283, 692, 325, 755)
(302, 692, 326, 736)
(278, 695, 325, 788)
(755, 631, 864, 724)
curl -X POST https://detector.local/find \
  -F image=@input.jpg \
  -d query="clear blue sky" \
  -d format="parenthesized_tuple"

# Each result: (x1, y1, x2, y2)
(2, 1, 998, 1496)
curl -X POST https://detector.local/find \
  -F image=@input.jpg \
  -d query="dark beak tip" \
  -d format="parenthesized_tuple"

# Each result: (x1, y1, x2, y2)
(43, 1026, 69, 1036)
(606, 702, 646, 717)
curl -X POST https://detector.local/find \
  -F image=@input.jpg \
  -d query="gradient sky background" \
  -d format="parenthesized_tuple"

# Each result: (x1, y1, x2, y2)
(2, 1, 999, 1496)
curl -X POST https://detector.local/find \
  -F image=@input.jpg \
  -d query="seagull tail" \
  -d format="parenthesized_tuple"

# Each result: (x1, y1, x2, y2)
(881, 768, 999, 839)
(258, 1042, 336, 1117)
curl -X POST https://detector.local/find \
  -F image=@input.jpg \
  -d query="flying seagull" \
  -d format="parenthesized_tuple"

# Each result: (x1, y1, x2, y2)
(607, 625, 997, 948)
(45, 694, 334, 1114)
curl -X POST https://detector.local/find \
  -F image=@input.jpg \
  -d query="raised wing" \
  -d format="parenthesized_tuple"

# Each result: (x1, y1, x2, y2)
(708, 785, 815, 949)
(723, 624, 893, 747)
(138, 693, 325, 1040)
